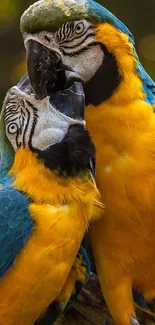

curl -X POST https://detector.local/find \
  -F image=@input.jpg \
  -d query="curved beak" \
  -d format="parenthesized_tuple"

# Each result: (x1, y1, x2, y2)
(26, 40, 61, 99)
(50, 82, 85, 119)
(26, 40, 75, 100)
(26, 39, 85, 119)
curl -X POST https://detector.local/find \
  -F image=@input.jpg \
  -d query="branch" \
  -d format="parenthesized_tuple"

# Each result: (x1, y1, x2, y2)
(55, 274, 155, 325)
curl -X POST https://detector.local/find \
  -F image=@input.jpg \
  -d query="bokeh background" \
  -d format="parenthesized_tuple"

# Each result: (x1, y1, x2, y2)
(0, 0, 155, 106)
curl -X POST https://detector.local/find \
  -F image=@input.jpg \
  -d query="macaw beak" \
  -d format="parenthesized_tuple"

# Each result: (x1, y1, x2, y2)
(26, 40, 85, 119)
(50, 81, 85, 119)
(26, 40, 61, 100)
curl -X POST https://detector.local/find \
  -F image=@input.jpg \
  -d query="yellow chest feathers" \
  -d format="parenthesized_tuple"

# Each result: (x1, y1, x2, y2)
(85, 100, 155, 212)
(10, 147, 102, 226)
(0, 148, 102, 325)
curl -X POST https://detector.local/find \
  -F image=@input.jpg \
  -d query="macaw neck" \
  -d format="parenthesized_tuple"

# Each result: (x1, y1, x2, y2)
(0, 129, 14, 178)
(85, 98, 155, 156)
(95, 23, 145, 105)
(9, 147, 102, 225)
(109, 70, 145, 105)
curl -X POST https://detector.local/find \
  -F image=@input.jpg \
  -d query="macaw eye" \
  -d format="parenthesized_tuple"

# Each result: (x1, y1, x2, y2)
(75, 22, 85, 35)
(7, 123, 19, 135)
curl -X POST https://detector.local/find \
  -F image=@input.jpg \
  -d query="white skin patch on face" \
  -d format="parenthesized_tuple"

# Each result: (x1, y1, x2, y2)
(24, 19, 104, 84)
(63, 45, 104, 83)
(31, 97, 84, 150)
(5, 86, 85, 152)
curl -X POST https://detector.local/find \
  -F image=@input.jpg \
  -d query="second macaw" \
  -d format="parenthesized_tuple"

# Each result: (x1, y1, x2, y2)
(0, 74, 102, 325)
(20, 1, 155, 325)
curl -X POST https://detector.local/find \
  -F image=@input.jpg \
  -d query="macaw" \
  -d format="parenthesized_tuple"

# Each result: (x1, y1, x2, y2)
(20, 1, 155, 325)
(0, 73, 102, 325)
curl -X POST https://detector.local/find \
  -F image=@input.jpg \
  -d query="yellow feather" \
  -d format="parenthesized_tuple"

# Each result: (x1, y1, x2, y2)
(86, 22, 155, 325)
(95, 23, 145, 105)
(0, 147, 103, 325)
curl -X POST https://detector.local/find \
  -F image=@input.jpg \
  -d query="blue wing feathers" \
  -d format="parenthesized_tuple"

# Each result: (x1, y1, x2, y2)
(90, 1, 134, 41)
(0, 179, 33, 278)
(137, 62, 155, 105)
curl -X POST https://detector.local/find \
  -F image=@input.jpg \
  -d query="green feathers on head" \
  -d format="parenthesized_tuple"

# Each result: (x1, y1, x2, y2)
(21, 0, 90, 33)
(20, 0, 132, 37)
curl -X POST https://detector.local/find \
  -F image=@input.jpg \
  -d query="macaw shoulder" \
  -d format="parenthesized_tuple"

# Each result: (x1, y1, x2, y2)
(10, 147, 101, 218)
(8, 147, 101, 250)
(0, 179, 33, 279)
(0, 177, 79, 282)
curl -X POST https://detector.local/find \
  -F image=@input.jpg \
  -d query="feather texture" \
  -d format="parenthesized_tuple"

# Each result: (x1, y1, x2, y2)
(0, 177, 33, 278)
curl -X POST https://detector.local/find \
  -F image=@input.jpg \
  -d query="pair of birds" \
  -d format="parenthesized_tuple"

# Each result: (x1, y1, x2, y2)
(1, 0, 155, 324)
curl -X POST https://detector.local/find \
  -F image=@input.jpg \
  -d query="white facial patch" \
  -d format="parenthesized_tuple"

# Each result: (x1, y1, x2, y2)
(5, 86, 85, 152)
(31, 96, 84, 150)
(24, 19, 104, 84)
(63, 45, 104, 83)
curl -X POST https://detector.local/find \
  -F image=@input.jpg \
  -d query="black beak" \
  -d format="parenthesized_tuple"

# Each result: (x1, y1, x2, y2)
(26, 39, 85, 119)
(50, 82, 85, 119)
(26, 40, 61, 99)
(26, 40, 76, 100)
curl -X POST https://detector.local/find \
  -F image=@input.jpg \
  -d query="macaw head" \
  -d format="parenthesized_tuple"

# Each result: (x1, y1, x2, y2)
(20, 0, 152, 107)
(4, 74, 95, 176)
(4, 74, 85, 151)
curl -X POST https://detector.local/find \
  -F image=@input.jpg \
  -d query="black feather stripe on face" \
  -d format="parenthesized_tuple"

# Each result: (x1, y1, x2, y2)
(30, 125, 95, 177)
(55, 20, 95, 55)
(5, 92, 38, 150)
(84, 44, 122, 106)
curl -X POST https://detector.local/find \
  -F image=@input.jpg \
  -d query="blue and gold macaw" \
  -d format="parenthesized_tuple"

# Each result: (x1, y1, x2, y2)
(0, 74, 102, 325)
(20, 1, 155, 324)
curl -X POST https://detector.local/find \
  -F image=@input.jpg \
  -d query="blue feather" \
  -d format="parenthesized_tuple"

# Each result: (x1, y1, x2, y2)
(137, 62, 155, 105)
(133, 291, 148, 310)
(0, 177, 33, 278)
(88, 0, 134, 42)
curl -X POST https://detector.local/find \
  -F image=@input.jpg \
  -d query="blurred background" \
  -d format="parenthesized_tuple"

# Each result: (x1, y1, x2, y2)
(0, 0, 155, 106)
